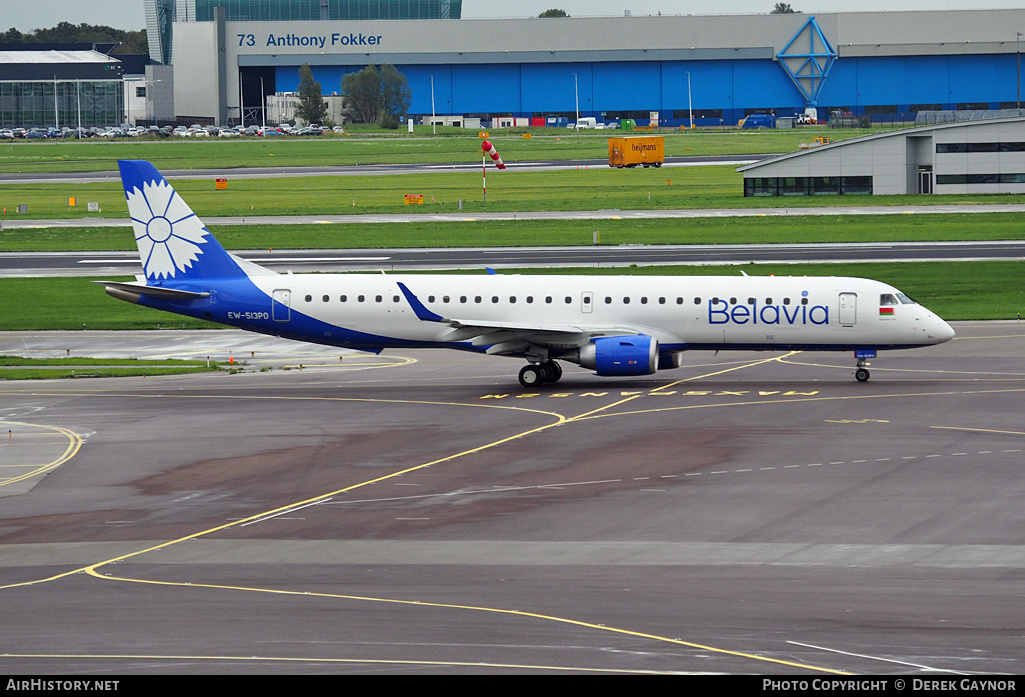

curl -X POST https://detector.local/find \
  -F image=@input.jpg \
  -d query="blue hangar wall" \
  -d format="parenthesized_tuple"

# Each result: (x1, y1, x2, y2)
(274, 52, 1022, 127)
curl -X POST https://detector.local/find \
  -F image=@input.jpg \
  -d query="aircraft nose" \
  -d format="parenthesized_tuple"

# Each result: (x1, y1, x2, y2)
(931, 316, 956, 343)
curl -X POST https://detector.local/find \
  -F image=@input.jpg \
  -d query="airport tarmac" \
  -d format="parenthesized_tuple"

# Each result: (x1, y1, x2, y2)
(0, 323, 1023, 674)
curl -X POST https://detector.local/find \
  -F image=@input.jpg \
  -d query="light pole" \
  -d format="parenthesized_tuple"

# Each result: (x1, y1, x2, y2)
(573, 72, 579, 129)
(1018, 32, 1022, 111)
(430, 74, 436, 134)
(686, 71, 693, 129)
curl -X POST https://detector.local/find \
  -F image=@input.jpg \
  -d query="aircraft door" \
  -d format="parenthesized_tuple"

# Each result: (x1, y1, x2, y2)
(581, 291, 593, 313)
(839, 292, 857, 327)
(272, 289, 291, 322)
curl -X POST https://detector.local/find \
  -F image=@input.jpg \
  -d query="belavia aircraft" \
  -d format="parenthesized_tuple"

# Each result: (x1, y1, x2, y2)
(99, 160, 955, 387)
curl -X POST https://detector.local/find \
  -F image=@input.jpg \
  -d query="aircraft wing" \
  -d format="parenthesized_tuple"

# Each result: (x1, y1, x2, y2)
(397, 281, 643, 354)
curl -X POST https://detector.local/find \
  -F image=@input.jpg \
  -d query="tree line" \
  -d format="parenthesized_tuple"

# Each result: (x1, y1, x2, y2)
(0, 21, 148, 54)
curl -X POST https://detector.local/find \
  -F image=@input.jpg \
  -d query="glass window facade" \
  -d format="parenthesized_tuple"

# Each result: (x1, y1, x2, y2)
(744, 176, 873, 197)
(0, 81, 124, 128)
(192, 0, 462, 21)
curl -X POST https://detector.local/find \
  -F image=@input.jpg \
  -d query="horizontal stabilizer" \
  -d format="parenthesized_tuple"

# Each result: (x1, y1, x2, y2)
(93, 280, 210, 303)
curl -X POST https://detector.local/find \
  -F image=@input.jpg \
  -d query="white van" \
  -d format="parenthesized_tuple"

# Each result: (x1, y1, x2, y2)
(575, 117, 597, 129)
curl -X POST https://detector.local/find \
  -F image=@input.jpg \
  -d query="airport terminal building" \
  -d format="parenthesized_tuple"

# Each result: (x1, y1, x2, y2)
(162, 8, 1025, 128)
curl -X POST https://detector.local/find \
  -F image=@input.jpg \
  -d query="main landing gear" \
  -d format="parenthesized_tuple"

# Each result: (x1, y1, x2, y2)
(518, 360, 563, 388)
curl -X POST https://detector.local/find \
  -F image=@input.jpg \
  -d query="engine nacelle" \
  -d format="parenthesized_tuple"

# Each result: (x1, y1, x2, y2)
(577, 335, 659, 376)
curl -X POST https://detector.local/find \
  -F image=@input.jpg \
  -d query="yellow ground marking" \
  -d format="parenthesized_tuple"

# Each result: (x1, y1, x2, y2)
(572, 387, 1025, 422)
(0, 422, 82, 489)
(651, 352, 801, 393)
(778, 355, 1025, 379)
(930, 426, 1025, 437)
(81, 569, 848, 674)
(0, 387, 847, 674)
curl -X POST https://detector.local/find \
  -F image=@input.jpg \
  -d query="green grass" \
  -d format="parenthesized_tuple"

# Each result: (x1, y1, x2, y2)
(0, 355, 222, 380)
(0, 277, 212, 331)
(7, 165, 1025, 223)
(0, 128, 878, 173)
(0, 262, 1019, 332)
(2, 212, 1024, 253)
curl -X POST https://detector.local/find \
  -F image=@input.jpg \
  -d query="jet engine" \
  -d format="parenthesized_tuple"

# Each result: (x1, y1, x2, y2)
(573, 335, 659, 376)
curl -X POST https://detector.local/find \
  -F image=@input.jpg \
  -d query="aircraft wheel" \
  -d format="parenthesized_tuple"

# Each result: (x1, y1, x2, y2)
(539, 360, 563, 383)
(855, 368, 870, 382)
(518, 364, 544, 388)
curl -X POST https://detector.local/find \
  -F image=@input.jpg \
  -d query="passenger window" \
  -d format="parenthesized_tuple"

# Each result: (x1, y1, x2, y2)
(565, 296, 572, 304)
(747, 298, 755, 305)
(693, 297, 700, 305)
(340, 295, 347, 302)
(460, 296, 467, 303)
(641, 297, 648, 304)
(659, 297, 666, 305)
(358, 295, 365, 302)
(783, 298, 790, 305)
(475, 296, 482, 303)
(305, 295, 312, 302)
(509, 296, 516, 303)
(492, 296, 499, 303)
(526, 296, 533, 304)
(428, 295, 435, 303)
(765, 298, 772, 305)
(393, 296, 400, 303)
(376, 295, 382, 303)
(801, 298, 808, 305)
(443, 296, 450, 303)
(605, 296, 612, 304)
(730, 297, 737, 305)
(623, 297, 630, 304)
(545, 296, 553, 304)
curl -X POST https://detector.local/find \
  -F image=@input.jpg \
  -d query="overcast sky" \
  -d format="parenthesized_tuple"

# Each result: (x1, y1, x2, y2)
(6, 1, 1025, 33)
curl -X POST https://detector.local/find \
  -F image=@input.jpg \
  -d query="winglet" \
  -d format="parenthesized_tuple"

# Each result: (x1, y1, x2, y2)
(396, 282, 445, 322)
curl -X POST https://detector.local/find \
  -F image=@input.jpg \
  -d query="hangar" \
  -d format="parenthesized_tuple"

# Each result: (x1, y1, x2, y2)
(738, 116, 1025, 197)
(165, 8, 1025, 128)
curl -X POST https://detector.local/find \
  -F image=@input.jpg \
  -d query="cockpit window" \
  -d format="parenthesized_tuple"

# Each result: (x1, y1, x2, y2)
(895, 292, 917, 305)
(880, 293, 898, 306)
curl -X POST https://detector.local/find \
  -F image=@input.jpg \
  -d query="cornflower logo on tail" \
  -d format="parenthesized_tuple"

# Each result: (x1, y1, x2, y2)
(125, 178, 209, 280)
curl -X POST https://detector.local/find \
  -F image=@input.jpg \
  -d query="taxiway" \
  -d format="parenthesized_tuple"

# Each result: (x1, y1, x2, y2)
(0, 323, 1023, 674)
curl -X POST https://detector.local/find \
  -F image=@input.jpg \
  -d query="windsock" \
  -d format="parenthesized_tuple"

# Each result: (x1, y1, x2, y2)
(481, 140, 506, 169)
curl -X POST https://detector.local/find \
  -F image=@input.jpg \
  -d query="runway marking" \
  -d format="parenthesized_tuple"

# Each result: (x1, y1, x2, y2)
(0, 387, 848, 674)
(786, 640, 968, 675)
(80, 568, 849, 675)
(0, 421, 82, 490)
(6, 357, 1018, 673)
(931, 425, 1025, 437)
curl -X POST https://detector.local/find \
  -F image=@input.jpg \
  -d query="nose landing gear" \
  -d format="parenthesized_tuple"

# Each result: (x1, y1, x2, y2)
(853, 349, 875, 382)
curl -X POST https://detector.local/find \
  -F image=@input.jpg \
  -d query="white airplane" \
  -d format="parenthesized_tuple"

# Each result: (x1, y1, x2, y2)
(99, 160, 955, 386)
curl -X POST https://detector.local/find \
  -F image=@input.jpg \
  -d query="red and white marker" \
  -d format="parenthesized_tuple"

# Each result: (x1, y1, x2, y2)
(481, 140, 506, 169)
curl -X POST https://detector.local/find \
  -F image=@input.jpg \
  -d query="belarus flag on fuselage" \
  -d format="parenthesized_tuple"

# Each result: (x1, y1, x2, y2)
(879, 307, 895, 316)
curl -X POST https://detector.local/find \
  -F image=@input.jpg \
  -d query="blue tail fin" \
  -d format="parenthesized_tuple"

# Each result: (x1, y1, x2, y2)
(119, 160, 244, 282)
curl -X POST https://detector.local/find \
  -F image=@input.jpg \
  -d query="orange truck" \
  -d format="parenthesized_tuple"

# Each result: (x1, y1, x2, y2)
(608, 136, 664, 168)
